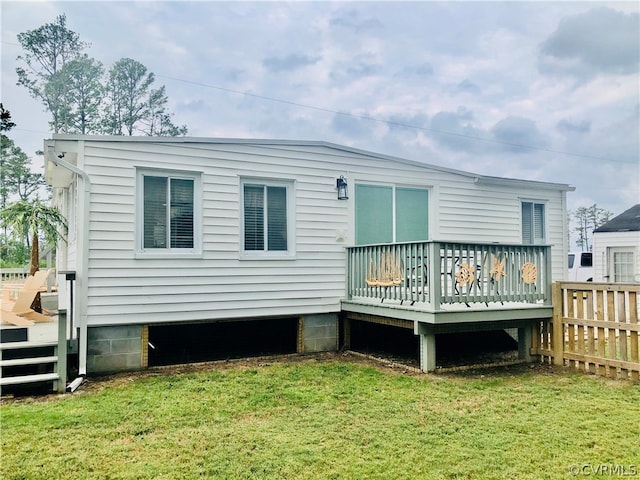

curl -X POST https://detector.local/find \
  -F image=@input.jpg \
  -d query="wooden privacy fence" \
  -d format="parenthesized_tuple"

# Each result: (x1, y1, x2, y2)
(535, 282, 640, 381)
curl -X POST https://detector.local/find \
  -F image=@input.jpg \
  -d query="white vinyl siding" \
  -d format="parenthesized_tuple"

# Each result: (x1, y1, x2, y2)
(52, 138, 570, 326)
(522, 201, 545, 244)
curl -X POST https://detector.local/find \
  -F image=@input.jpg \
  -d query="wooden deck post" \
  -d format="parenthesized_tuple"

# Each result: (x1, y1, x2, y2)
(57, 309, 68, 393)
(342, 316, 351, 350)
(552, 282, 564, 366)
(297, 317, 305, 353)
(419, 332, 436, 372)
(518, 324, 533, 362)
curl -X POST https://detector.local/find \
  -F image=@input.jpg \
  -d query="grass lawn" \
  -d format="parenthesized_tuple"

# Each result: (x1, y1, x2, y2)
(1, 354, 639, 479)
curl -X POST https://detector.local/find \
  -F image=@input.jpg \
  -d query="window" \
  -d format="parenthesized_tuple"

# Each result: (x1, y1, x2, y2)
(241, 179, 293, 256)
(521, 201, 545, 244)
(355, 184, 429, 245)
(137, 169, 201, 255)
(580, 252, 592, 267)
(611, 250, 634, 283)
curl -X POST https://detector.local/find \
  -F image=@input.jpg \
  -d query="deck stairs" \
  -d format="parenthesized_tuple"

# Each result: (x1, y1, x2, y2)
(0, 339, 63, 394)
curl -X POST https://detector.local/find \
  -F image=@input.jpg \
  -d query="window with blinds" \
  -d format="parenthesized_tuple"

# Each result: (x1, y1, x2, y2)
(521, 201, 545, 244)
(242, 182, 290, 253)
(141, 172, 196, 251)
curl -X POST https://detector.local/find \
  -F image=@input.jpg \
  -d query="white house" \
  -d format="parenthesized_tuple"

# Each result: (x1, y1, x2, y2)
(44, 135, 574, 374)
(592, 204, 640, 283)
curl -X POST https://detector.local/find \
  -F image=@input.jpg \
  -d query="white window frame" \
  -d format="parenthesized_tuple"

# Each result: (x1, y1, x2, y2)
(354, 182, 431, 245)
(239, 177, 295, 259)
(135, 167, 202, 258)
(521, 200, 547, 245)
(608, 247, 636, 283)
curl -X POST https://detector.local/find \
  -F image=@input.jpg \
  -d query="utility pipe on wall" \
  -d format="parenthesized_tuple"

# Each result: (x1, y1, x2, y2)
(47, 145, 91, 376)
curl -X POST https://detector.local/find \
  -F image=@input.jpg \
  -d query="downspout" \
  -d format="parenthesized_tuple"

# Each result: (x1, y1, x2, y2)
(47, 145, 91, 377)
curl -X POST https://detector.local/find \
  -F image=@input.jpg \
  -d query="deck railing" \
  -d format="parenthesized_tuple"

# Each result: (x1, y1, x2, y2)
(346, 241, 552, 310)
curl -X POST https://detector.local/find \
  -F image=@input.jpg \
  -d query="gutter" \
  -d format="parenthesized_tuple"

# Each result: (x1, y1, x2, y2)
(47, 145, 91, 377)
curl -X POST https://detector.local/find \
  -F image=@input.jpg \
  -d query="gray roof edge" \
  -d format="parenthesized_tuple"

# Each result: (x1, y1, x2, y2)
(593, 204, 640, 232)
(49, 134, 574, 191)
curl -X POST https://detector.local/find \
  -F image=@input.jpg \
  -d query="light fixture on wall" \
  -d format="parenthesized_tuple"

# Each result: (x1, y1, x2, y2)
(336, 176, 349, 200)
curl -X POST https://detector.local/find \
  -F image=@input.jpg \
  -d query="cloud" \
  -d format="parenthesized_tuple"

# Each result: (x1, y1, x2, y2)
(329, 9, 383, 33)
(491, 116, 550, 151)
(398, 62, 434, 78)
(2, 1, 637, 222)
(386, 112, 429, 139)
(179, 99, 208, 113)
(330, 53, 381, 84)
(454, 79, 481, 95)
(430, 108, 488, 153)
(263, 53, 321, 72)
(539, 7, 640, 78)
(331, 112, 373, 138)
(557, 118, 591, 135)
(429, 111, 551, 157)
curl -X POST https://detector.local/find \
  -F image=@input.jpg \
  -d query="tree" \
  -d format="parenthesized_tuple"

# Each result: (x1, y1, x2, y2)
(1, 137, 44, 202)
(1, 103, 16, 210)
(572, 204, 613, 251)
(57, 54, 104, 134)
(16, 16, 188, 136)
(103, 58, 187, 136)
(103, 58, 154, 135)
(0, 200, 67, 275)
(1, 104, 45, 208)
(16, 14, 88, 133)
(141, 85, 188, 136)
(0, 103, 16, 132)
(0, 239, 29, 268)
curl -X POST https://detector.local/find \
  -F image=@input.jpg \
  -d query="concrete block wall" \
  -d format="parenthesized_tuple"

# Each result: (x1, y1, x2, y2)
(87, 325, 144, 374)
(301, 314, 338, 353)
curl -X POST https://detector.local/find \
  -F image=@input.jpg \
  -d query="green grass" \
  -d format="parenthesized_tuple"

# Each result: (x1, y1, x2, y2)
(1, 356, 639, 480)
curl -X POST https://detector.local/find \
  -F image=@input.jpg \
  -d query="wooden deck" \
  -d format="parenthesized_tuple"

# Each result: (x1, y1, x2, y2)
(345, 241, 552, 320)
(344, 241, 554, 371)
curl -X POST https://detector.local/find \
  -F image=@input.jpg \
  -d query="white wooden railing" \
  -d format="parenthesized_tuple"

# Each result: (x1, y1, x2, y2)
(346, 241, 552, 310)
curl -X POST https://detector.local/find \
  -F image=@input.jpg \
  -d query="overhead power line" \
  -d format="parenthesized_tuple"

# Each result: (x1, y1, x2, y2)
(156, 74, 622, 163)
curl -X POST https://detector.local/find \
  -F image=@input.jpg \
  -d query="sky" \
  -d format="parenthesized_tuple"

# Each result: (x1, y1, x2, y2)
(1, 1, 639, 238)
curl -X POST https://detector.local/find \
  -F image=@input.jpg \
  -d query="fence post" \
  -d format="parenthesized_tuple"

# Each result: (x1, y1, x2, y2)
(544, 246, 554, 306)
(57, 309, 68, 393)
(552, 282, 564, 366)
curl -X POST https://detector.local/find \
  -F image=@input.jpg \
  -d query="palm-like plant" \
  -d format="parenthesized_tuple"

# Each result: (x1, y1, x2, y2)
(0, 199, 67, 275)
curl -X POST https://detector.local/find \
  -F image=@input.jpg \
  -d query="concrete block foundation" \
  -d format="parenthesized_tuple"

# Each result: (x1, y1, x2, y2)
(87, 325, 144, 374)
(300, 314, 338, 353)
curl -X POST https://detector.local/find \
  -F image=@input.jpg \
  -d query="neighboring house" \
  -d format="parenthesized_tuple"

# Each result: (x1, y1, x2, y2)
(592, 204, 640, 283)
(44, 135, 574, 374)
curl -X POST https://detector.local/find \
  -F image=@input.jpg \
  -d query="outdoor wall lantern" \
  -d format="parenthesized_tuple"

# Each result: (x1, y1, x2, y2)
(336, 176, 349, 200)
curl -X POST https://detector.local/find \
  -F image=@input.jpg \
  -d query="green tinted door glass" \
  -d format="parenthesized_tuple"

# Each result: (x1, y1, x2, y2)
(355, 184, 393, 245)
(396, 187, 428, 242)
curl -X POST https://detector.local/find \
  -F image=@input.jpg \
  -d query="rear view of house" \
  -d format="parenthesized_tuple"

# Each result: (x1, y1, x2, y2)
(44, 136, 574, 374)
